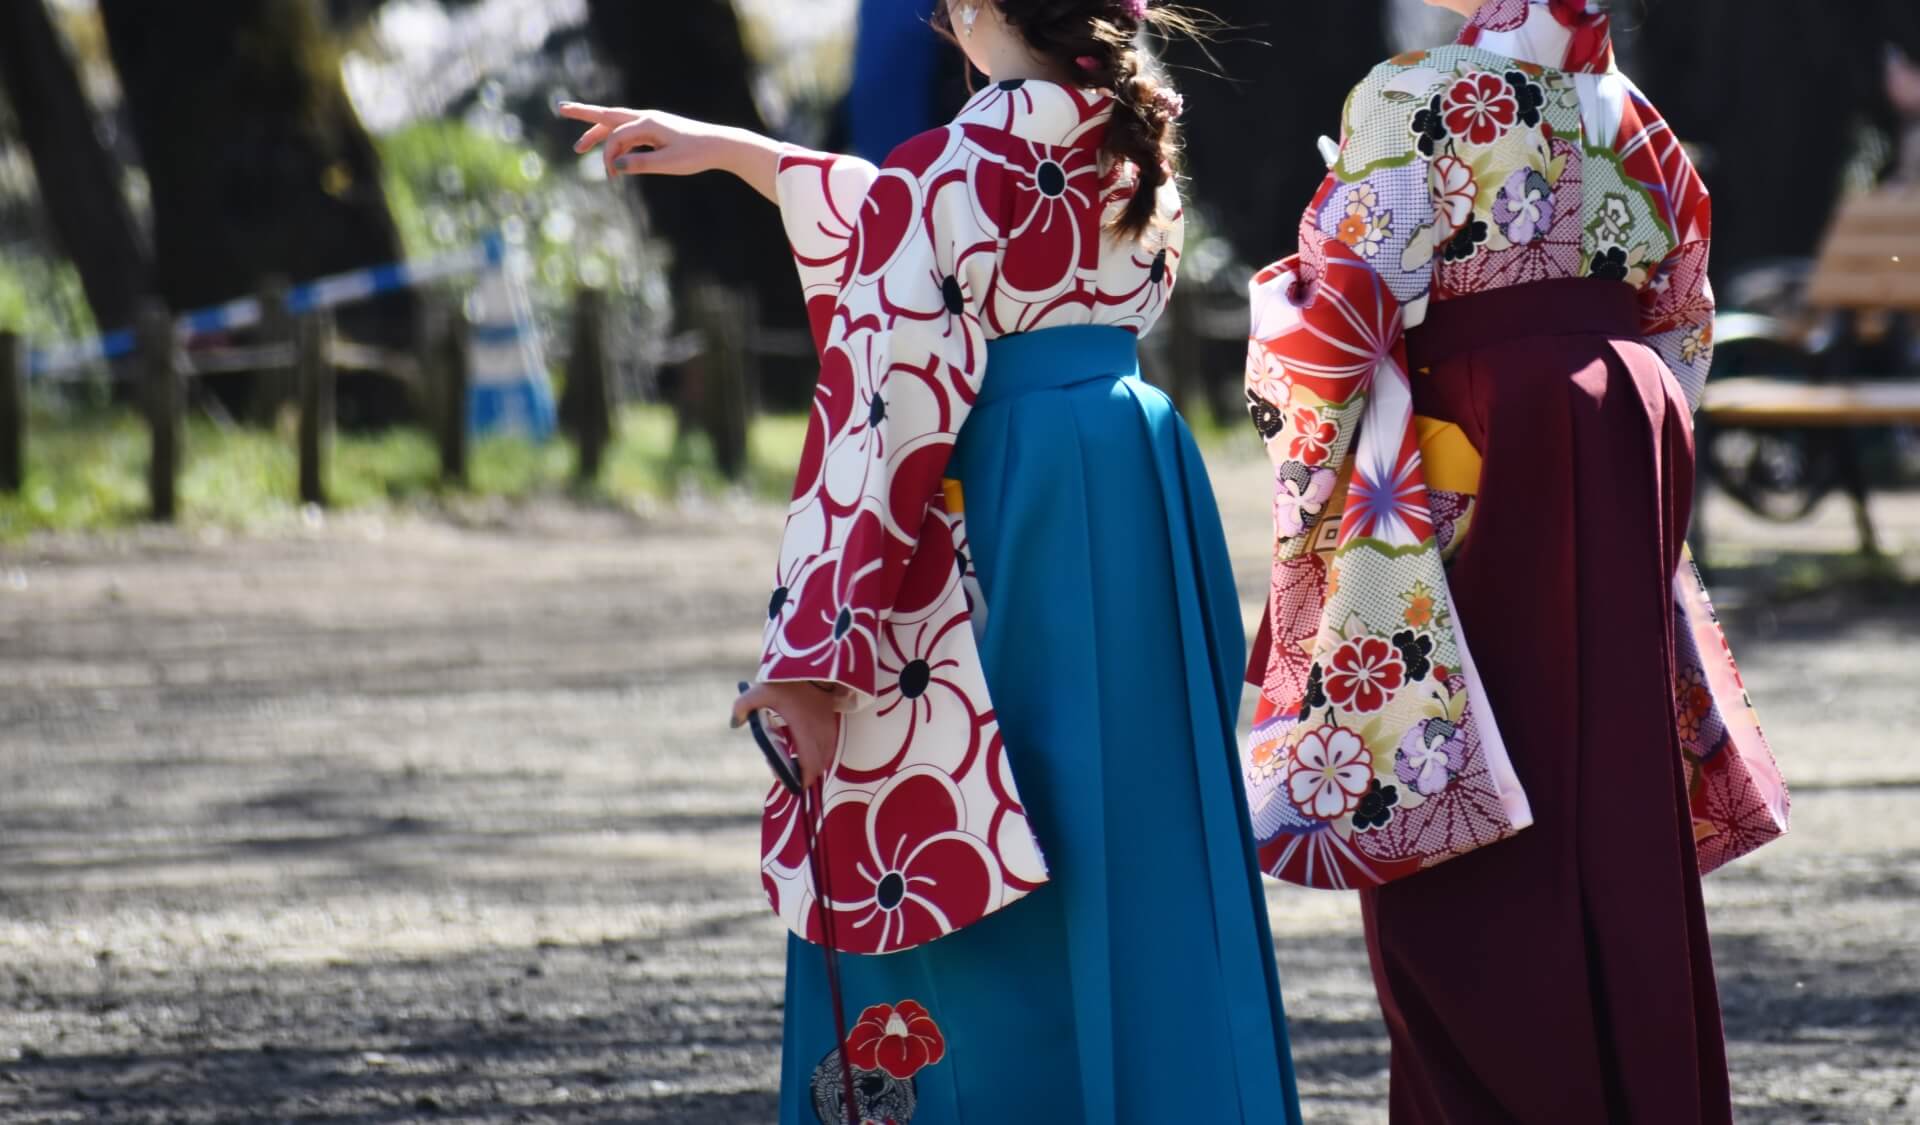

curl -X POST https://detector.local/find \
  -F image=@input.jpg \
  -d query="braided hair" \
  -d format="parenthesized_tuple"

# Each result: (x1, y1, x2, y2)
(933, 1, 1200, 240)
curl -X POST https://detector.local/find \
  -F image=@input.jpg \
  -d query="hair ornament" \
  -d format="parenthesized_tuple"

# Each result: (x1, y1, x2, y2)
(1075, 54, 1101, 72)
(1149, 86, 1185, 120)
(1123, 0, 1150, 19)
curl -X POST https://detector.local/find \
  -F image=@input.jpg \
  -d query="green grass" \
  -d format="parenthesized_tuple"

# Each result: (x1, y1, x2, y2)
(0, 404, 807, 541)
(0, 396, 1259, 542)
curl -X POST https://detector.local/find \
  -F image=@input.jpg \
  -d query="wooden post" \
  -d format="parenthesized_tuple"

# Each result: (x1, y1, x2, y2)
(437, 300, 469, 486)
(138, 299, 180, 522)
(296, 308, 334, 507)
(686, 281, 753, 481)
(254, 276, 293, 426)
(0, 332, 23, 495)
(561, 287, 614, 484)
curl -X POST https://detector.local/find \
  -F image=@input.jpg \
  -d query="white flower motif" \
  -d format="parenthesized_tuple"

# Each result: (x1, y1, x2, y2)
(1429, 156, 1477, 239)
(1287, 724, 1373, 820)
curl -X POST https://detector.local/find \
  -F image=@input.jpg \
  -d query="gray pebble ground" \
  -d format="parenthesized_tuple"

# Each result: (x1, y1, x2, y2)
(1, 453, 1916, 1123)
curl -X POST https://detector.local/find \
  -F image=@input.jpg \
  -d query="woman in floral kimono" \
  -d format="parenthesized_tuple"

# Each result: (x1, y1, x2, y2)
(565, 2, 1301, 1122)
(1242, 0, 1785, 1121)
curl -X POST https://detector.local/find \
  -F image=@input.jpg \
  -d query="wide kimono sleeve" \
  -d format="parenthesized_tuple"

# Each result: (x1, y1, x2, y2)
(1617, 83, 1715, 411)
(755, 136, 1051, 955)
(758, 133, 987, 705)
(1239, 63, 1532, 889)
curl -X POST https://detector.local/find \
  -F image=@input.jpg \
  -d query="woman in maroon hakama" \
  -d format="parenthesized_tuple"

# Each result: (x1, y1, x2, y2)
(1240, 1, 1772, 1120)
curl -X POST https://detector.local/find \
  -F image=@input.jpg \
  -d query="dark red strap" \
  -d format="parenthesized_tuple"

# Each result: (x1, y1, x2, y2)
(801, 785, 858, 1125)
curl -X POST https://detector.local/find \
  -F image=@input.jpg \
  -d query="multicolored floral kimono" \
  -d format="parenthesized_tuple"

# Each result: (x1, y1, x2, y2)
(1241, 1, 1788, 1121)
(759, 79, 1300, 1125)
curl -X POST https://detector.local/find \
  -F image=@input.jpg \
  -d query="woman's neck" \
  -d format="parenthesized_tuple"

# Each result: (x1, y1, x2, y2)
(977, 39, 1073, 86)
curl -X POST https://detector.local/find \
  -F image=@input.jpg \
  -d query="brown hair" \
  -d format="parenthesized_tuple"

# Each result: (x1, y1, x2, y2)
(932, 1, 1202, 240)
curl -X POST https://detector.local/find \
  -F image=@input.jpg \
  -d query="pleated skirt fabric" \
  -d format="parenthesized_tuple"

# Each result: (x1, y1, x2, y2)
(779, 326, 1302, 1125)
(1361, 280, 1733, 1123)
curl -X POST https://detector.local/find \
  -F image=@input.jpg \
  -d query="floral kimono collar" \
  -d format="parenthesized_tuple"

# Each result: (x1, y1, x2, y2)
(951, 78, 1113, 150)
(1457, 0, 1615, 74)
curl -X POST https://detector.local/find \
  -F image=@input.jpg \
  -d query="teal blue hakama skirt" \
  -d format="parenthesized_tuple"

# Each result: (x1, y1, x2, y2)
(780, 326, 1302, 1125)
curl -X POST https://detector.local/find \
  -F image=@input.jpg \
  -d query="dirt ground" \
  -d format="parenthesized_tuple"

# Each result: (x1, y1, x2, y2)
(1, 453, 1917, 1124)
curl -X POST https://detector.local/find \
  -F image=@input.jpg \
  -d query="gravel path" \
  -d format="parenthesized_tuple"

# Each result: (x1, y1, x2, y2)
(1, 460, 1916, 1124)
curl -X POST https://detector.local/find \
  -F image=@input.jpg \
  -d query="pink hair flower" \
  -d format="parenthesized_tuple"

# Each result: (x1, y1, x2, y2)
(1075, 54, 1101, 72)
(1124, 0, 1150, 19)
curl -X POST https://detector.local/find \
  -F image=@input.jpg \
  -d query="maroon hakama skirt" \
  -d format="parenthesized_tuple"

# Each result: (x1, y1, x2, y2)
(1359, 279, 1734, 1123)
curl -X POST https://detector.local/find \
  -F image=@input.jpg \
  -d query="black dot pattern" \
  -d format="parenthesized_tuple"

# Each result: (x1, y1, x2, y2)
(899, 659, 931, 699)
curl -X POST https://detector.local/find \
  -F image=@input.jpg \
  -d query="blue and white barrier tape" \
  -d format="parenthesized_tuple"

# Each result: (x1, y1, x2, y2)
(26, 232, 507, 380)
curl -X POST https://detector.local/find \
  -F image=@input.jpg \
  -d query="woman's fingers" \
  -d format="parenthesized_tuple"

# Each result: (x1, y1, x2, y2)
(555, 101, 627, 125)
(571, 122, 613, 154)
(730, 683, 770, 729)
(601, 117, 669, 177)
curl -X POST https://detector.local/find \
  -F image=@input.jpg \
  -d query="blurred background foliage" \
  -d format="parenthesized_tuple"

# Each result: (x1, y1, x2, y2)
(0, 0, 1916, 537)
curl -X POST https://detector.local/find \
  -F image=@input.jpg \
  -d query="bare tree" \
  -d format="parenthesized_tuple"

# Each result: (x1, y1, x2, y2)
(0, 0, 151, 337)
(97, 0, 413, 355)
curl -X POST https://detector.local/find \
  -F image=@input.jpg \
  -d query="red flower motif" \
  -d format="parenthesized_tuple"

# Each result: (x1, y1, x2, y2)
(1442, 73, 1519, 145)
(978, 140, 1101, 300)
(845, 1000, 947, 1080)
(1287, 406, 1338, 466)
(1325, 636, 1406, 713)
(814, 770, 997, 950)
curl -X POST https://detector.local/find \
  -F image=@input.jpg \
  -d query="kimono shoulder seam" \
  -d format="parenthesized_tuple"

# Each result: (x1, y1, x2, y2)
(877, 123, 967, 173)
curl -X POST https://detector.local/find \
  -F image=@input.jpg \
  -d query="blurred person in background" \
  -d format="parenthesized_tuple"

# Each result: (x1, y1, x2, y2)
(565, 1, 1303, 1123)
(1889, 46, 1920, 185)
(1241, 0, 1780, 1121)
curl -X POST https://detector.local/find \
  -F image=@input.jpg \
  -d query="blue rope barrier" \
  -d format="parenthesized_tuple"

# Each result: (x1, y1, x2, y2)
(26, 232, 507, 381)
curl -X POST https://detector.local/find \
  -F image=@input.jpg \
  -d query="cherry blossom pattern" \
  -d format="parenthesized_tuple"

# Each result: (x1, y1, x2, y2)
(1335, 184, 1393, 260)
(1288, 724, 1374, 819)
(1429, 156, 1478, 243)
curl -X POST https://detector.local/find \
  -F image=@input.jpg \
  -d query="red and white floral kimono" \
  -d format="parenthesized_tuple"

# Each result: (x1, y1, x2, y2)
(1243, 1, 1787, 1120)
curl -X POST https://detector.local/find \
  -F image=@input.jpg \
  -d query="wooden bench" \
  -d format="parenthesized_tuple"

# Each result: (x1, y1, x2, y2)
(1695, 187, 1920, 560)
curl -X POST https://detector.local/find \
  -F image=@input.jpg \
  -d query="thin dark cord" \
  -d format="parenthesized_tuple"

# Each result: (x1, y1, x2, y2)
(801, 784, 858, 1125)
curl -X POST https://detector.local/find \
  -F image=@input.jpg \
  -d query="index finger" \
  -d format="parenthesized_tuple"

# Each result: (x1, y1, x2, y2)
(731, 682, 771, 728)
(555, 102, 627, 125)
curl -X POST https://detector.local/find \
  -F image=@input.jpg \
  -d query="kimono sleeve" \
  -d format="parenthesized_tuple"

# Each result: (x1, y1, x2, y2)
(1243, 64, 1441, 705)
(759, 129, 987, 703)
(773, 146, 883, 347)
(1636, 150, 1714, 411)
(1240, 62, 1533, 888)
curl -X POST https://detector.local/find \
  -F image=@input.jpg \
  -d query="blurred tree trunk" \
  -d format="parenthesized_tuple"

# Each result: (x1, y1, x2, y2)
(97, 0, 413, 362)
(1160, 1, 1388, 264)
(584, 0, 809, 410)
(0, 0, 151, 336)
